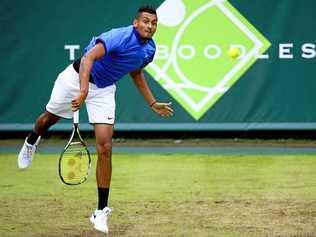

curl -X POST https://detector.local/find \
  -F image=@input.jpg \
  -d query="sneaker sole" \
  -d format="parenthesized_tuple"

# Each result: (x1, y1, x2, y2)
(89, 215, 95, 225)
(94, 224, 108, 234)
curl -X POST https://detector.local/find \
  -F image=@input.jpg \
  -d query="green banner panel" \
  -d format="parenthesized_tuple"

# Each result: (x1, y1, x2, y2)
(1, 0, 315, 131)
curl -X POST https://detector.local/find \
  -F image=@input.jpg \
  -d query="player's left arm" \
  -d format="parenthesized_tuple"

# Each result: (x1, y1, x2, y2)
(130, 69, 173, 117)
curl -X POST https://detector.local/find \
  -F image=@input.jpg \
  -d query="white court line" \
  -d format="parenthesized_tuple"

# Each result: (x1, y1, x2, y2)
(195, 1, 266, 110)
(149, 62, 199, 110)
(151, 0, 223, 110)
(217, 2, 263, 46)
(163, 83, 229, 93)
(162, 0, 220, 87)
(149, 0, 268, 113)
(196, 46, 260, 110)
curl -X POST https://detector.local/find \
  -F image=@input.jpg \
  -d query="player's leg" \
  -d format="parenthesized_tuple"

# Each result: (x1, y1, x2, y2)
(18, 64, 80, 169)
(86, 84, 116, 234)
(89, 124, 113, 234)
(18, 111, 60, 169)
(95, 124, 113, 207)
(28, 111, 60, 144)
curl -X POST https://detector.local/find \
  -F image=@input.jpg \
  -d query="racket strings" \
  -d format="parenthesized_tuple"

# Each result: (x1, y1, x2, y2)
(60, 144, 90, 184)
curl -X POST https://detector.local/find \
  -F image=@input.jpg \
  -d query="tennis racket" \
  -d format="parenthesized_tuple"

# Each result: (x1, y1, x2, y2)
(58, 110, 91, 185)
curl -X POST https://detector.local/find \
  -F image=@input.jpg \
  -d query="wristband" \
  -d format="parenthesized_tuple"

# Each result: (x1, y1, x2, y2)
(150, 101, 157, 107)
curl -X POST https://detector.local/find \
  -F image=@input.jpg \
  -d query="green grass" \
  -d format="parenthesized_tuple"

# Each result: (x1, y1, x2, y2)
(1, 153, 316, 236)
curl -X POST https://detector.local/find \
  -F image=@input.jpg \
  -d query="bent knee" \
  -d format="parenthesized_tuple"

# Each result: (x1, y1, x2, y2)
(96, 142, 112, 157)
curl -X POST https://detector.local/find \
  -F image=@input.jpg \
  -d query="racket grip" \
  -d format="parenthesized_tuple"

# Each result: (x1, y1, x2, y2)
(73, 110, 79, 124)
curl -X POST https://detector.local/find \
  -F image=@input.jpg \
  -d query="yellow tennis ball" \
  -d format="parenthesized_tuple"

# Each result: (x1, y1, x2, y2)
(67, 171, 76, 180)
(228, 48, 240, 59)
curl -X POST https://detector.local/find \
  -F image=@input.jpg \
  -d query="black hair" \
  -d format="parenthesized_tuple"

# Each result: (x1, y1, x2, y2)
(137, 5, 157, 17)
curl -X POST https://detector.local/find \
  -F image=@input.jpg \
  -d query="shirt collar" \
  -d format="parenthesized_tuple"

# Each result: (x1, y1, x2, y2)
(133, 27, 148, 45)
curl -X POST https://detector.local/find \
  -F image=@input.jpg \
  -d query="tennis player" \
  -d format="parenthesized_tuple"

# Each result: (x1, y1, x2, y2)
(17, 6, 173, 234)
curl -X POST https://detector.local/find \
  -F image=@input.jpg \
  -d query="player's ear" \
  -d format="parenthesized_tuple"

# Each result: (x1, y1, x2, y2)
(133, 19, 138, 27)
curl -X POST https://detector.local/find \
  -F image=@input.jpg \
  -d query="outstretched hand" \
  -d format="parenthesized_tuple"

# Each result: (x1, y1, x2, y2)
(151, 102, 174, 117)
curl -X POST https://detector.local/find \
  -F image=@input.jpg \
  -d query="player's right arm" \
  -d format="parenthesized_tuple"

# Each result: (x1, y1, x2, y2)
(71, 43, 105, 111)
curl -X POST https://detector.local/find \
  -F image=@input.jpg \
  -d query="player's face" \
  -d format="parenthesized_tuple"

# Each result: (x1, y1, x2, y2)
(134, 12, 158, 40)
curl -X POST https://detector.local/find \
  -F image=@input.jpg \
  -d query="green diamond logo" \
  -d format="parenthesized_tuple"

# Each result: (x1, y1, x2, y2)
(146, 0, 271, 120)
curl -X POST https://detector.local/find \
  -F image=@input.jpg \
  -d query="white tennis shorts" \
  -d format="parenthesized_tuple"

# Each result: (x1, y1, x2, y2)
(46, 64, 116, 124)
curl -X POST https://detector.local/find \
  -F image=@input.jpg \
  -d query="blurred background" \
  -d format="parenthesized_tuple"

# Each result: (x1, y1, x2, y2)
(1, 0, 316, 137)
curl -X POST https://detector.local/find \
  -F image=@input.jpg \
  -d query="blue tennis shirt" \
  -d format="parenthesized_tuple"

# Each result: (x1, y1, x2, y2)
(84, 25, 156, 88)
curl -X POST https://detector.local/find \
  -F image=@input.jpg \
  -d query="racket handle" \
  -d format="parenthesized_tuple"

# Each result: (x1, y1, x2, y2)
(73, 110, 79, 124)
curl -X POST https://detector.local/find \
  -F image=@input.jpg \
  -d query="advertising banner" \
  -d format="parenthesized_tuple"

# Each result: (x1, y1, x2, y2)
(1, 0, 315, 131)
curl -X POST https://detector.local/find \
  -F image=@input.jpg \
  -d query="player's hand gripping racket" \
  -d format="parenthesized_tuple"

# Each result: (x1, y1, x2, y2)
(59, 110, 91, 185)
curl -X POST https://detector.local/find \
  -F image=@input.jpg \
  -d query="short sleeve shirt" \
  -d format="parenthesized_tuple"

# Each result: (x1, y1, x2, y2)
(84, 25, 156, 88)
